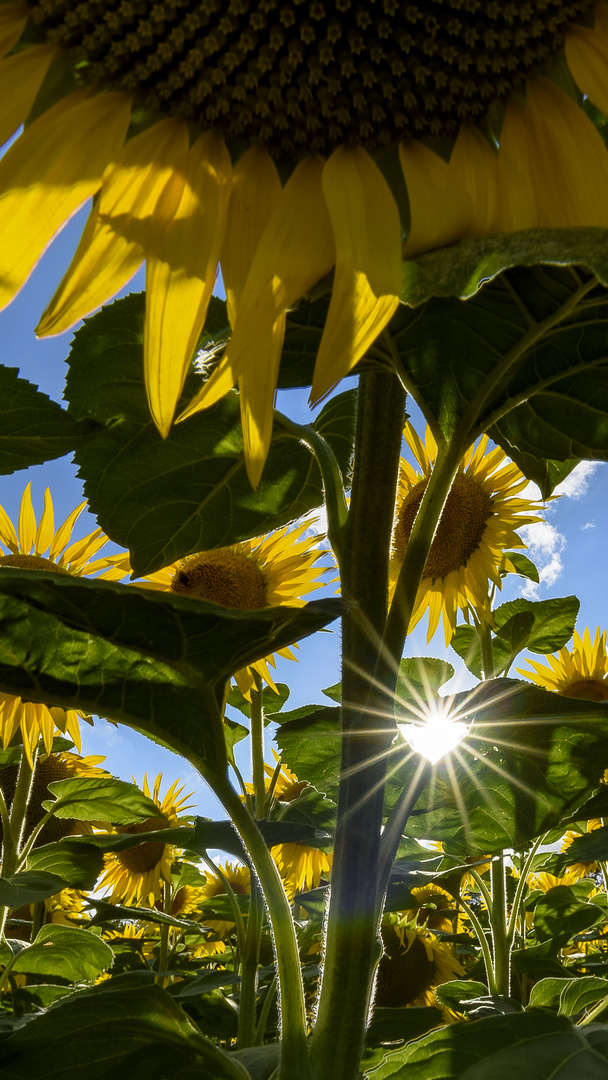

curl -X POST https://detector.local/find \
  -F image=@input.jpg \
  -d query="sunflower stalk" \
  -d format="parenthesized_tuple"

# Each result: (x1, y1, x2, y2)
(311, 369, 406, 1080)
(238, 674, 265, 1049)
(489, 856, 510, 998)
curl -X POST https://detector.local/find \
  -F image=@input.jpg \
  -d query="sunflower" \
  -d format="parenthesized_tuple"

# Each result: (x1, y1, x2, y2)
(526, 868, 583, 893)
(375, 917, 464, 1008)
(0, 3, 605, 482)
(403, 884, 459, 934)
(134, 522, 327, 697)
(560, 819, 603, 880)
(199, 859, 251, 939)
(518, 627, 608, 702)
(0, 749, 108, 847)
(0, 483, 125, 762)
(391, 424, 542, 645)
(99, 773, 194, 907)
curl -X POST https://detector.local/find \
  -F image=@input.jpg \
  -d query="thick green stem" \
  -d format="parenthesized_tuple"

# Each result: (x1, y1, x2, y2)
(457, 893, 497, 995)
(238, 675, 266, 1048)
(506, 837, 545, 947)
(310, 370, 406, 1080)
(156, 881, 171, 986)
(478, 621, 495, 681)
(4, 750, 37, 878)
(251, 675, 266, 819)
(214, 775, 311, 1080)
(489, 856, 510, 997)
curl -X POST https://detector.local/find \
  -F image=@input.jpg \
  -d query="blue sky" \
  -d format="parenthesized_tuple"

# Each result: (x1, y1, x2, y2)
(1, 202, 606, 818)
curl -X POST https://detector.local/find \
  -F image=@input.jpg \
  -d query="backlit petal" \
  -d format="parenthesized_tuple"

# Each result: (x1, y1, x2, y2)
(48, 502, 86, 561)
(399, 140, 473, 258)
(221, 145, 282, 328)
(34, 487, 55, 555)
(145, 129, 232, 437)
(0, 88, 131, 310)
(18, 482, 36, 554)
(37, 118, 188, 335)
(311, 146, 401, 402)
(0, 505, 18, 552)
(238, 314, 286, 488)
(495, 76, 608, 231)
(0, 5, 27, 59)
(0, 45, 56, 150)
(448, 124, 499, 236)
(566, 3, 608, 119)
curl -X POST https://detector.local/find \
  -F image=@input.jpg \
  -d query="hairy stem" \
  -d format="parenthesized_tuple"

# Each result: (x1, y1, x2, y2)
(489, 856, 510, 997)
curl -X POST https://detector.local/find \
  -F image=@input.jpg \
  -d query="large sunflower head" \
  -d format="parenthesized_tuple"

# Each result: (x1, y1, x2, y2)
(99, 773, 195, 907)
(391, 424, 542, 644)
(135, 522, 327, 697)
(518, 626, 608, 702)
(1, 4, 607, 480)
(375, 916, 464, 1008)
(0, 484, 126, 762)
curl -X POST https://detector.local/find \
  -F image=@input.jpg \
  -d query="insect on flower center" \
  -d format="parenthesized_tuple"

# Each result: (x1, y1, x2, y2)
(27, 0, 594, 154)
(560, 678, 608, 702)
(395, 474, 493, 581)
(171, 549, 268, 610)
(117, 815, 171, 874)
(0, 554, 71, 574)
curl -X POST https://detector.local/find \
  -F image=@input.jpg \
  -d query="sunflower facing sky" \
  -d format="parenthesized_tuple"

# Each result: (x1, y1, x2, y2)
(0, 484, 124, 762)
(518, 626, 608, 702)
(0, 3, 606, 482)
(132, 521, 327, 697)
(391, 424, 542, 645)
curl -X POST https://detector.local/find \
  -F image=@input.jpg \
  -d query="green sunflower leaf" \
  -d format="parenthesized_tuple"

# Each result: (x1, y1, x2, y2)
(501, 552, 540, 584)
(275, 707, 342, 801)
(25, 839, 105, 889)
(450, 597, 579, 679)
(0, 979, 251, 1080)
(558, 977, 608, 1018)
(395, 657, 455, 711)
(41, 776, 161, 822)
(0, 569, 342, 775)
(65, 295, 356, 576)
(0, 364, 97, 475)
(227, 682, 290, 720)
(557, 824, 608, 868)
(4, 924, 113, 982)
(388, 259, 608, 488)
(369, 1013, 608, 1080)
(0, 870, 68, 909)
(533, 885, 603, 946)
(400, 679, 608, 856)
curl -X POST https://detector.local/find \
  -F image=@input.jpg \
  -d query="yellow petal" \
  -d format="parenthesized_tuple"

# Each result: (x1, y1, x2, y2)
(399, 140, 473, 258)
(0, 88, 131, 310)
(0, 503, 18, 552)
(0, 44, 57, 150)
(34, 487, 55, 555)
(238, 313, 286, 488)
(18, 482, 36, 554)
(221, 145, 282, 328)
(37, 118, 189, 336)
(144, 129, 232, 437)
(178, 353, 237, 416)
(48, 501, 86, 561)
(0, 5, 27, 59)
(566, 4, 608, 119)
(495, 76, 608, 231)
(312, 145, 401, 402)
(448, 124, 499, 236)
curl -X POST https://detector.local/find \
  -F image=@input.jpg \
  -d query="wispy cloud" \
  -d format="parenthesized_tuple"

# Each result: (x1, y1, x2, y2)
(582, 522, 596, 531)
(518, 521, 566, 599)
(553, 461, 602, 500)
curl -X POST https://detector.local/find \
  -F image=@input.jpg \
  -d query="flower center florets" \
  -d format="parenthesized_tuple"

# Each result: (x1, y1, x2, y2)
(171, 548, 268, 610)
(394, 473, 493, 581)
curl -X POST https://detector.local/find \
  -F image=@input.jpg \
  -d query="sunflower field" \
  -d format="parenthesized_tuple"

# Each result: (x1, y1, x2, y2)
(4, 2, 608, 1079)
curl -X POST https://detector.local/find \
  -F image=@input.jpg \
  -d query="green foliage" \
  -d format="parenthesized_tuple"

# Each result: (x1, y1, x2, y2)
(451, 596, 580, 678)
(0, 365, 96, 475)
(41, 776, 161, 822)
(533, 886, 603, 947)
(0, 870, 68, 908)
(227, 683, 290, 721)
(1, 924, 113, 981)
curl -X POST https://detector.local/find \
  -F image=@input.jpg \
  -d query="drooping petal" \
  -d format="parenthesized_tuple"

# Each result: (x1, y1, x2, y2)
(178, 154, 334, 459)
(311, 146, 402, 403)
(0, 88, 131, 310)
(221, 145, 282, 328)
(399, 140, 473, 258)
(238, 313, 286, 488)
(18, 482, 36, 554)
(34, 487, 55, 555)
(0, 44, 57, 150)
(448, 124, 499, 236)
(0, 5, 27, 59)
(495, 76, 608, 231)
(37, 118, 189, 336)
(566, 3, 608, 119)
(144, 129, 232, 437)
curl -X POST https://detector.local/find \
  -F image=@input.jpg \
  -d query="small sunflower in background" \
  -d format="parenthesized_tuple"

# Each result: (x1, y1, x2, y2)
(559, 820, 603, 880)
(0, 4, 606, 480)
(518, 626, 608, 702)
(199, 859, 251, 940)
(0, 483, 124, 762)
(133, 522, 327, 698)
(391, 425, 542, 645)
(527, 868, 583, 893)
(403, 884, 460, 935)
(0, 748, 108, 847)
(375, 916, 464, 1008)
(100, 774, 194, 907)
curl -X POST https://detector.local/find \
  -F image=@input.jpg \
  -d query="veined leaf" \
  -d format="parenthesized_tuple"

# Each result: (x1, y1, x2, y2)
(0, 870, 68, 909)
(42, 776, 161, 822)
(8, 924, 113, 981)
(533, 885, 603, 946)
(0, 569, 342, 774)
(0, 364, 96, 475)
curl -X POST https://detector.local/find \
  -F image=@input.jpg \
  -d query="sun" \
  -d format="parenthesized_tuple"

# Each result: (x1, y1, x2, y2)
(0, 4, 604, 481)
(390, 424, 542, 646)
(400, 701, 469, 766)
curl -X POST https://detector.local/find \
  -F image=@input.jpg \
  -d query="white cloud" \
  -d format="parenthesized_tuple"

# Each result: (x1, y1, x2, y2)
(553, 461, 602, 500)
(582, 522, 596, 530)
(517, 521, 566, 599)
